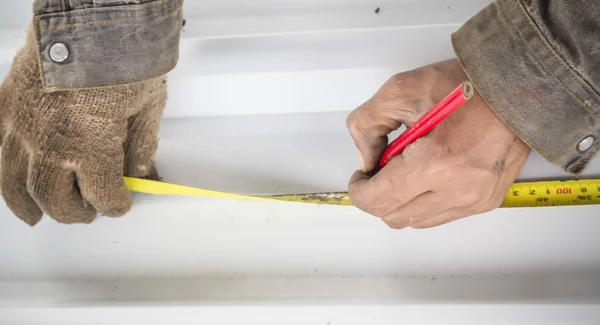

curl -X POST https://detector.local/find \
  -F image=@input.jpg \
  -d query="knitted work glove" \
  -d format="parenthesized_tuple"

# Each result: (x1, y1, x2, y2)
(0, 27, 166, 226)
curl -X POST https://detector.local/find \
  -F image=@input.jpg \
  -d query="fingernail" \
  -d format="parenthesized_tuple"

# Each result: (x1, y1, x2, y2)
(357, 149, 367, 172)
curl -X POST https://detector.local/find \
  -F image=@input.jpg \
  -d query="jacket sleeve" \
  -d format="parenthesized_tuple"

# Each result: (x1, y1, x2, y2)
(452, 0, 600, 175)
(32, 0, 184, 92)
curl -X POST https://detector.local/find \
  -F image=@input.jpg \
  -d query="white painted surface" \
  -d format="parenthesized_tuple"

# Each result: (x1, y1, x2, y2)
(1, 0, 600, 324)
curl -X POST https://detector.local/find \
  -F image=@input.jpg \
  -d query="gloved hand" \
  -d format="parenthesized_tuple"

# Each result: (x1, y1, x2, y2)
(0, 27, 166, 226)
(346, 59, 530, 229)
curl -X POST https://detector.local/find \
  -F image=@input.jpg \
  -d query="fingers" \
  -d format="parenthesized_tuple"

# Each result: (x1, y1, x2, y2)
(76, 155, 132, 218)
(123, 79, 166, 180)
(348, 155, 432, 217)
(380, 192, 452, 229)
(0, 85, 8, 142)
(123, 121, 160, 180)
(345, 60, 529, 230)
(1, 136, 43, 226)
(346, 71, 439, 172)
(410, 212, 466, 229)
(346, 80, 414, 172)
(28, 159, 96, 224)
(346, 109, 390, 172)
(12, 149, 131, 223)
(2, 136, 125, 225)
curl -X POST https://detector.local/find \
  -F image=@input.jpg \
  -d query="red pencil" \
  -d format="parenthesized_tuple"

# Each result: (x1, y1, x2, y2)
(377, 81, 475, 170)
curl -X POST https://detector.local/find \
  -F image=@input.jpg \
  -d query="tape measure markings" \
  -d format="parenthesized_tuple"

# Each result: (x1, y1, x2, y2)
(124, 177, 600, 208)
(501, 180, 600, 208)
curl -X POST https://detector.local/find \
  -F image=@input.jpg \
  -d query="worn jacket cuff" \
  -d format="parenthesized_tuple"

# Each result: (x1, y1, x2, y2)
(33, 0, 183, 92)
(452, 0, 600, 175)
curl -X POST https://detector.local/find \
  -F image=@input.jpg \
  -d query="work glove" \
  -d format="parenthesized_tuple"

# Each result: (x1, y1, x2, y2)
(0, 27, 166, 226)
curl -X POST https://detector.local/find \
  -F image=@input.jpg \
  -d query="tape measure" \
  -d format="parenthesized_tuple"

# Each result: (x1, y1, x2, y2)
(500, 179, 600, 208)
(124, 177, 600, 208)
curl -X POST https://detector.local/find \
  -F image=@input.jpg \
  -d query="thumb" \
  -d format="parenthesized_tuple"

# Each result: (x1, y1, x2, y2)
(346, 72, 433, 172)
(347, 115, 390, 173)
(124, 79, 166, 180)
(346, 98, 406, 173)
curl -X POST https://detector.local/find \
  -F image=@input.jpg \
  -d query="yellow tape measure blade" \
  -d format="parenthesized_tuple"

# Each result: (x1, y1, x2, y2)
(501, 179, 600, 208)
(123, 177, 265, 201)
(267, 192, 353, 206)
(124, 177, 600, 208)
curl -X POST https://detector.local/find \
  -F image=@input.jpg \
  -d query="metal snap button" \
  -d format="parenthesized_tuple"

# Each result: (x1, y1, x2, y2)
(49, 43, 69, 63)
(578, 136, 595, 152)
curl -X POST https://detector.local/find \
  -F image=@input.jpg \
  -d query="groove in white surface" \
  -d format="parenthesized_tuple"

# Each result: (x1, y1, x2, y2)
(2, 305, 600, 325)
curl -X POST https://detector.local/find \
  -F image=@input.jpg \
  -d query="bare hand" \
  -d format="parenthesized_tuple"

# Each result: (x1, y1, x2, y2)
(346, 59, 530, 229)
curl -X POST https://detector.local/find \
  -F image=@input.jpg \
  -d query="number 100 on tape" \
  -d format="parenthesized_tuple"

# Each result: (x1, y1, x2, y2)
(502, 179, 600, 207)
